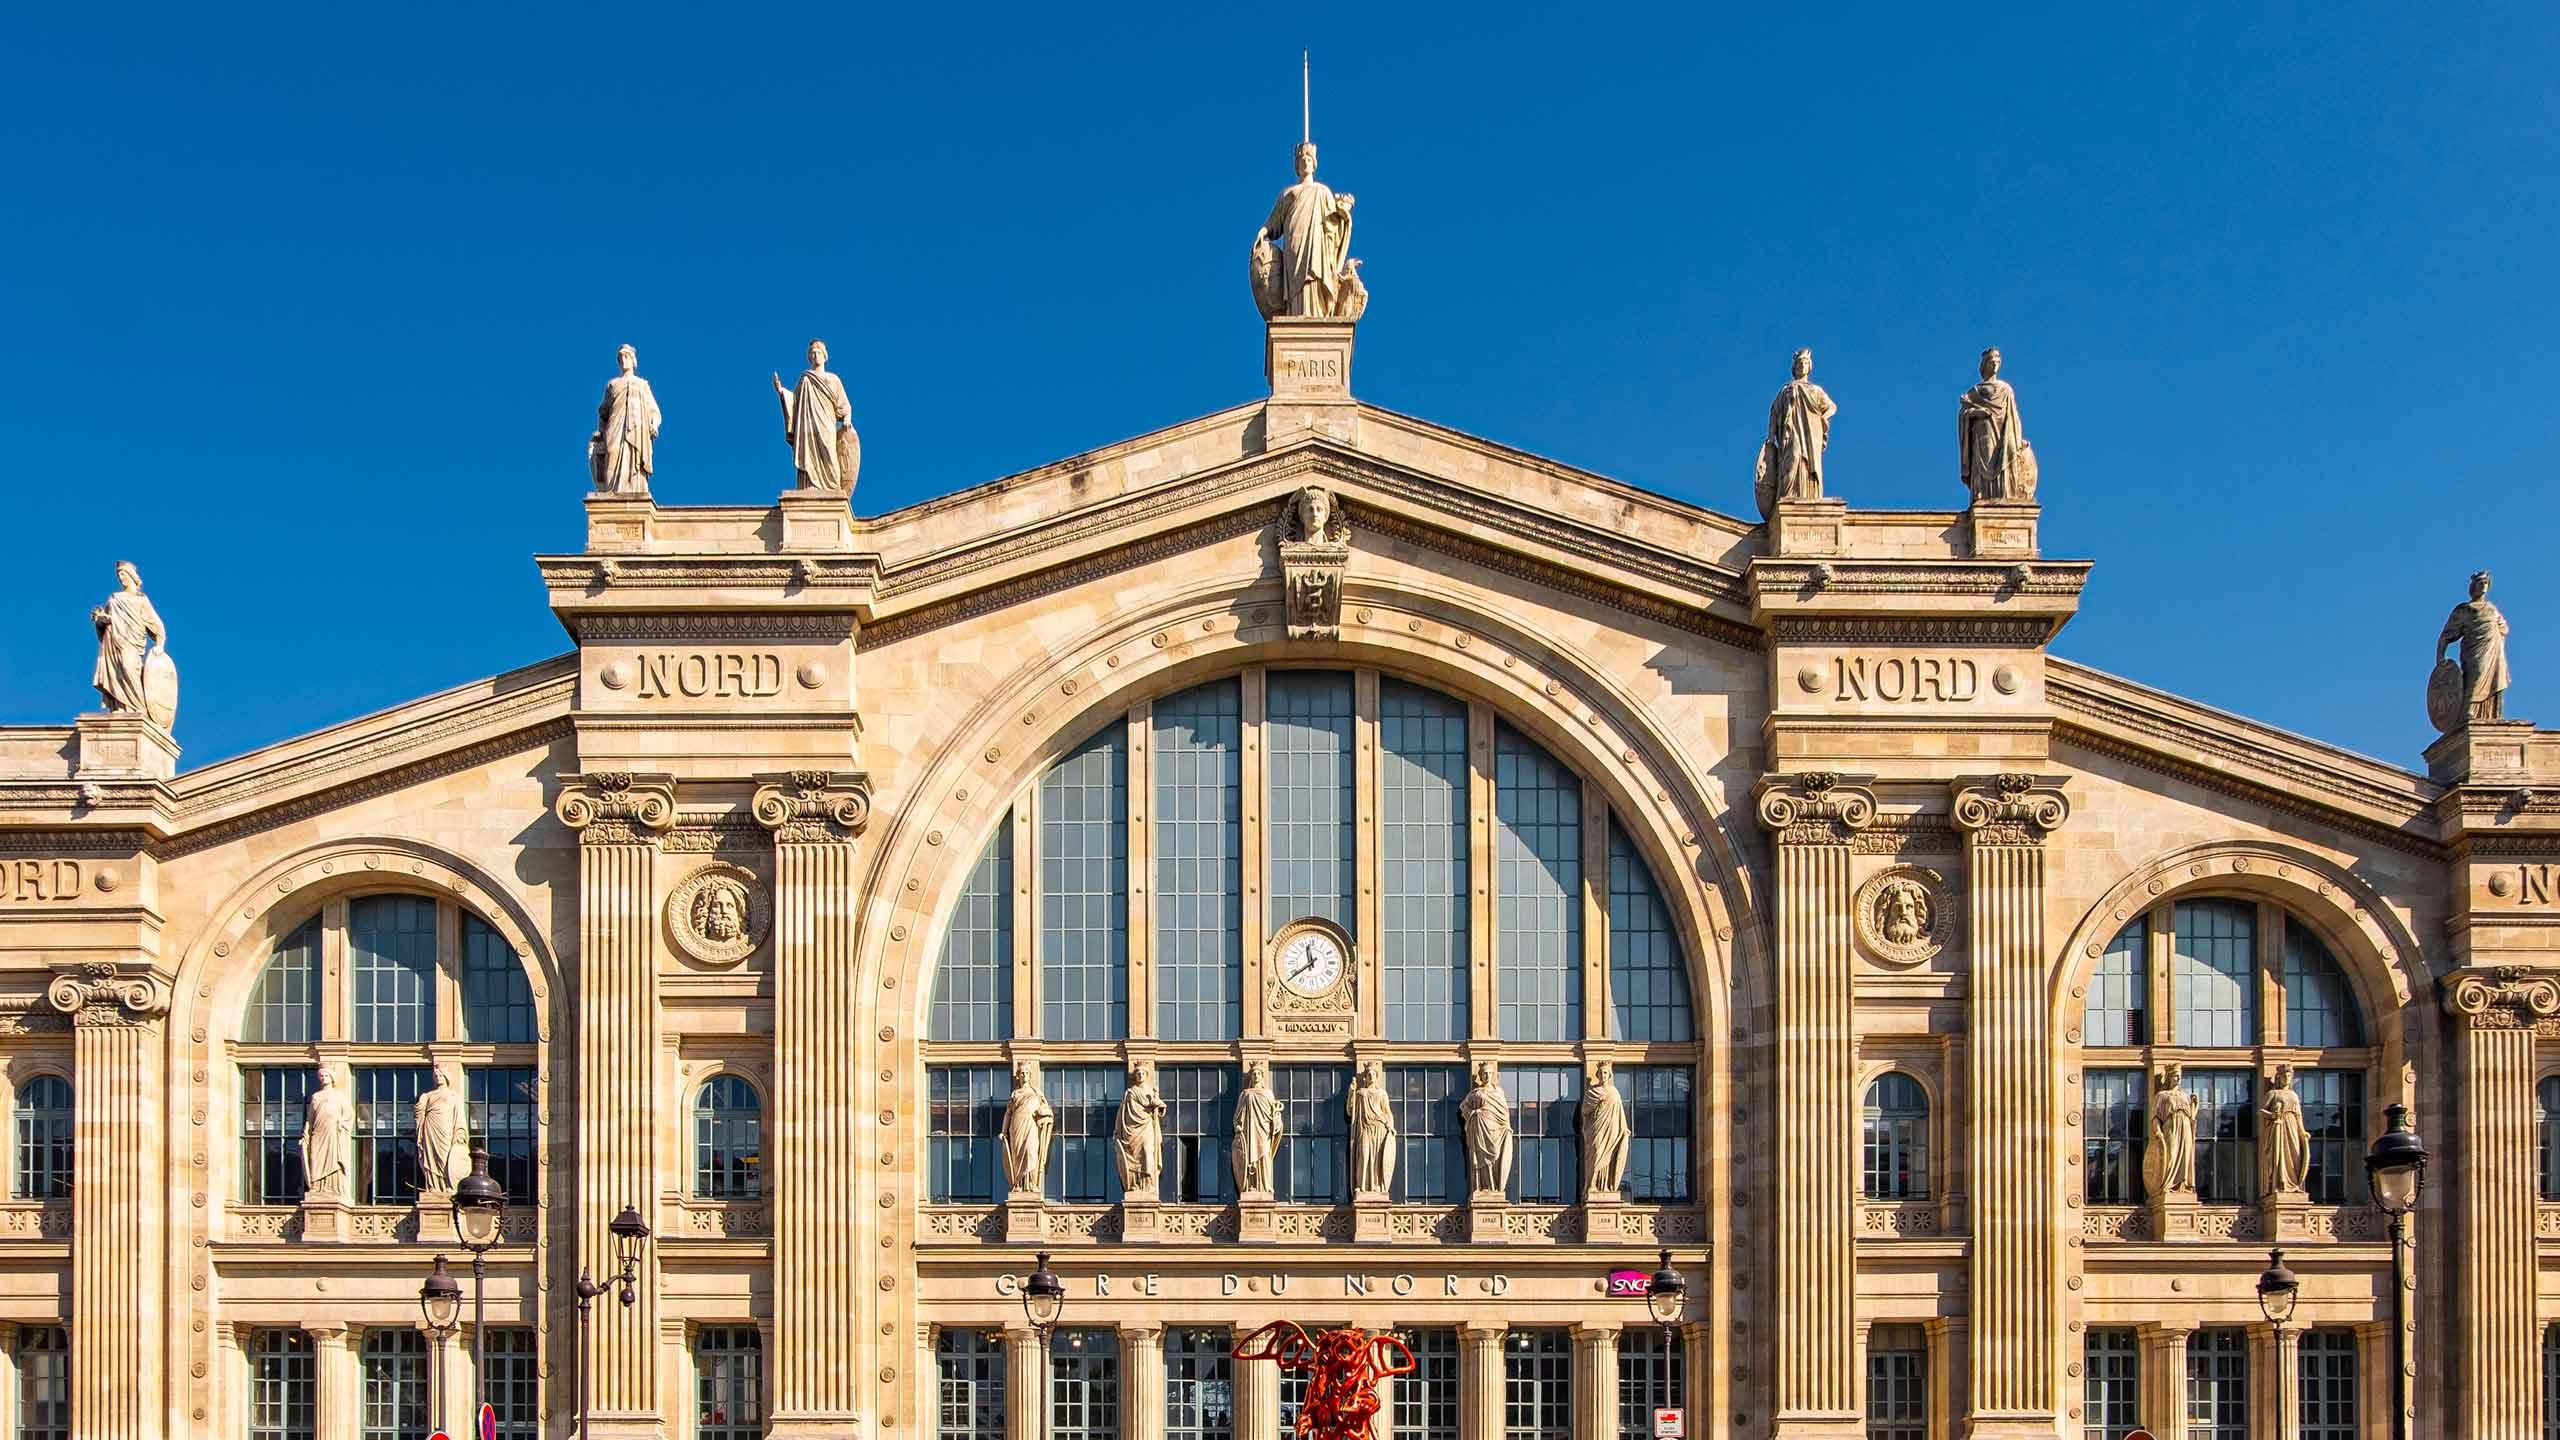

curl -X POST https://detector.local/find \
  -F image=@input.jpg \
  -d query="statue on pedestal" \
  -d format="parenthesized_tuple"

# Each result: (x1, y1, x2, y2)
(414, 1064, 471, 1194)
(1232, 1060, 1285, 1195)
(302, 1068, 354, 1203)
(2143, 1062, 2198, 1196)
(1458, 1061, 1513, 1195)
(1251, 143, 1363, 321)
(588, 344, 661, 494)
(2261, 1065, 2310, 1196)
(772, 339, 858, 493)
(2430, 570, 2511, 732)
(1116, 1060, 1166, 1195)
(90, 561, 177, 730)
(1753, 349, 1838, 520)
(1580, 1060, 1630, 1198)
(1001, 1059, 1055, 1195)
(1957, 347, 2037, 503)
(1346, 1061, 1397, 1195)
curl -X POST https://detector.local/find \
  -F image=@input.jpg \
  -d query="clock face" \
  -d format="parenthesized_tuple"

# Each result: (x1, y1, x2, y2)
(1277, 931, 1346, 997)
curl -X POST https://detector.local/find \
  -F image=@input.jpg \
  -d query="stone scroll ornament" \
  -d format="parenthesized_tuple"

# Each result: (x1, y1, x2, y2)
(2430, 569, 2511, 734)
(1277, 485, 1351, 641)
(665, 862, 770, 967)
(2444, 966, 2560, 1030)
(1232, 1323, 1414, 1440)
(90, 561, 177, 730)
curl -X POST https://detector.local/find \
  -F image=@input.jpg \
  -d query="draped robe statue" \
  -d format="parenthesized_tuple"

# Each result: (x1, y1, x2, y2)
(1754, 349, 1838, 520)
(1001, 1060, 1056, 1195)
(414, 1064, 472, 1194)
(1957, 347, 2037, 503)
(91, 561, 176, 729)
(1458, 1062, 1514, 1195)
(1232, 1061, 1285, 1195)
(302, 1068, 354, 1203)
(2261, 1065, 2311, 1196)
(589, 343, 661, 494)
(1580, 1061, 1630, 1198)
(2143, 1063, 2198, 1195)
(1116, 1061, 1166, 1195)
(2433, 570, 2511, 730)
(1251, 143, 1360, 320)
(772, 339, 858, 493)
(1347, 1062, 1397, 1196)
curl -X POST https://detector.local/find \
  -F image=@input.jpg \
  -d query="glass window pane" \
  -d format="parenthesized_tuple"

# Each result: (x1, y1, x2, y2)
(2084, 917, 2148, 1046)
(1045, 1066, 1127, 1205)
(355, 1065, 435, 1205)
(2542, 1078, 2560, 1203)
(937, 1329, 1007, 1440)
(460, 913, 536, 1043)
(240, 1067, 316, 1205)
(1503, 1065, 1581, 1204)
(1040, 731, 1128, 1042)
(1862, 1073, 1930, 1202)
(1274, 1066, 1350, 1205)
(2171, 900, 2256, 1047)
(2082, 1328, 2140, 1440)
(1501, 1329, 1571, 1440)
(2190, 1069, 2257, 1205)
(1617, 1326, 1685, 1440)
(1266, 671, 1355, 934)
(15, 1325, 68, 1440)
(1052, 1330, 1121, 1440)
(1863, 1326, 1926, 1440)
(929, 1065, 1011, 1204)
(693, 1075, 763, 1200)
(14, 1075, 72, 1201)
(483, 1328, 540, 1440)
(1382, 682, 1469, 1042)
(2297, 1069, 2365, 1206)
(931, 821, 1016, 1043)
(350, 895, 438, 1044)
(1619, 1066, 1693, 1203)
(2298, 1330, 2358, 1440)
(248, 1330, 316, 1440)
(2082, 1069, 2148, 1206)
(2282, 920, 2364, 1048)
(244, 917, 322, 1044)
(1386, 1065, 1463, 1204)
(696, 1326, 764, 1440)
(1157, 681, 1244, 1041)
(1159, 1065, 1237, 1204)
(1164, 1328, 1232, 1440)
(2182, 1328, 2248, 1440)
(357, 1329, 427, 1440)
(469, 1065, 540, 1203)
(1607, 823, 1692, 1042)
(1494, 724, 1581, 1042)
(1390, 1328, 1460, 1440)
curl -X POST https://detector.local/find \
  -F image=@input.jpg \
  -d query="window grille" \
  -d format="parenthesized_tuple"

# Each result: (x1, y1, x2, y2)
(1040, 729, 1128, 1041)
(240, 1068, 316, 1204)
(349, 895, 437, 1043)
(2085, 917, 2149, 1046)
(1501, 1329, 1571, 1440)
(1503, 1066, 1581, 1205)
(483, 1328, 539, 1440)
(15, 1325, 67, 1440)
(2082, 1328, 2140, 1440)
(2082, 1069, 2148, 1205)
(1386, 1065, 1463, 1204)
(695, 1325, 764, 1440)
(937, 1329, 1006, 1440)
(2189, 1069, 2257, 1205)
(14, 1076, 71, 1200)
(1861, 1073, 1929, 1201)
(247, 1330, 315, 1440)
(1158, 1065, 1237, 1204)
(932, 821, 1016, 1043)
(1051, 1330, 1121, 1440)
(1617, 1327, 1684, 1440)
(1607, 823, 1692, 1042)
(1620, 1066, 1693, 1202)
(1381, 682, 1469, 1042)
(243, 917, 321, 1044)
(1389, 1328, 1460, 1440)
(1863, 1325, 1926, 1440)
(1267, 671, 1356, 933)
(354, 1065, 434, 1205)
(460, 913, 536, 1043)
(357, 1329, 427, 1440)
(1494, 724, 1581, 1041)
(1163, 1328, 1231, 1440)
(2183, 1328, 2248, 1440)
(1157, 683, 1243, 1041)
(470, 1065, 540, 1202)
(2297, 1329, 2358, 1440)
(2282, 920, 2364, 1047)
(1044, 1066, 1126, 1204)
(1279, 1364, 1310, 1440)
(692, 1074, 762, 1200)
(2170, 900, 2256, 1046)
(1273, 1066, 1350, 1204)
(928, 1065, 1010, 1203)
(2297, 1069, 2365, 1205)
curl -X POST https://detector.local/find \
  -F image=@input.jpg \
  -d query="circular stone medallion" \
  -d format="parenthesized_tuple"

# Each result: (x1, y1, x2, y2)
(1852, 866, 1949, 967)
(665, 862, 770, 967)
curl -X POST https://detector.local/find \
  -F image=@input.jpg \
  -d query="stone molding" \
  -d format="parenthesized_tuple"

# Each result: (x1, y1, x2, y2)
(1949, 773, 2071, 845)
(565, 612, 860, 644)
(1754, 772, 1877, 844)
(1765, 615, 2055, 647)
(163, 718, 572, 859)
(555, 771, 677, 844)
(750, 771, 873, 844)
(2443, 966, 2560, 1030)
(43, 963, 168, 1026)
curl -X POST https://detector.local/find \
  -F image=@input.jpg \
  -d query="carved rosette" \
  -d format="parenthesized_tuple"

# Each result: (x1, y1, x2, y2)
(751, 770, 874, 845)
(1754, 772, 1879, 845)
(1949, 772, 2071, 847)
(1276, 486, 1351, 641)
(555, 771, 677, 845)
(45, 964, 170, 1027)
(2444, 966, 2560, 1030)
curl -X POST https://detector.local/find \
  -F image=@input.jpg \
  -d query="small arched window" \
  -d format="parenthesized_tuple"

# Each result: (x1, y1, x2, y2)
(13, 1076, 71, 1200)
(1862, 1073, 1930, 1201)
(2282, 920, 2365, 1048)
(693, 1076, 762, 1200)
(2539, 1077, 2560, 1202)
(461, 913, 537, 1042)
(243, 917, 322, 1045)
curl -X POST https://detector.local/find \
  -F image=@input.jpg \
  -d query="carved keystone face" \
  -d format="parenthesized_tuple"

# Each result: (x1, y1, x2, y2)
(700, 883, 744, 942)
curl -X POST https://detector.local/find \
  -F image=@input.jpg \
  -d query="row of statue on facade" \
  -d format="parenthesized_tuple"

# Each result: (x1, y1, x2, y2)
(299, 1065, 475, 1205)
(2141, 1062, 2318, 1199)
(585, 339, 858, 498)
(1752, 347, 2038, 520)
(998, 1058, 1636, 1203)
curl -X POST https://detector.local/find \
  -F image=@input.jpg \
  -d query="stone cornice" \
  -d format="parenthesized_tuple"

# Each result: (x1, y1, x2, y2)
(1950, 773, 2072, 845)
(556, 772, 678, 844)
(751, 771, 873, 844)
(2442, 966, 2560, 1030)
(1754, 772, 1879, 844)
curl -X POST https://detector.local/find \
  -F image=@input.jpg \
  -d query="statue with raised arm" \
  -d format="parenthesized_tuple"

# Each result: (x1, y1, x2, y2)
(1001, 1060, 1056, 1195)
(1580, 1061, 1630, 1199)
(1957, 347, 2037, 503)
(302, 1067, 354, 1203)
(771, 339, 858, 493)
(2431, 570, 2511, 732)
(414, 1064, 472, 1194)
(1458, 1061, 1514, 1195)
(1116, 1060, 1167, 1196)
(2261, 1065, 2310, 1196)
(1347, 1061, 1397, 1196)
(1753, 349, 1838, 520)
(588, 343, 661, 495)
(2143, 1062, 2197, 1196)
(91, 561, 176, 730)
(1251, 143, 1362, 321)
(1232, 1060, 1285, 1196)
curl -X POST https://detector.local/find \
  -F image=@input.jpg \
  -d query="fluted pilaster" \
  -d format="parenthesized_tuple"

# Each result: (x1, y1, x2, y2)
(2444, 967, 2550, 1439)
(1754, 773, 1874, 1435)
(1120, 1325, 1164, 1440)
(1950, 773, 2069, 1437)
(1003, 1329, 1043, 1440)
(1458, 1324, 1505, 1440)
(45, 964, 168, 1440)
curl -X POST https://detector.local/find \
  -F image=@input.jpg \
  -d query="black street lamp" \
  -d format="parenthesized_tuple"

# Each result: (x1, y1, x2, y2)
(1020, 1252, 1066, 1440)
(1642, 1249, 1688, 1422)
(2365, 1103, 2428, 1440)
(2254, 1246, 2299, 1328)
(573, 1205, 650, 1440)
(419, 1254, 463, 1437)
(450, 1144, 507, 1432)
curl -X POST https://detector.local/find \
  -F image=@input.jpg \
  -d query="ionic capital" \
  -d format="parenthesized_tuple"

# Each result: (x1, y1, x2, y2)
(1949, 772, 2071, 845)
(2443, 965, 2560, 1030)
(1754, 772, 1878, 844)
(752, 770, 873, 844)
(554, 771, 677, 843)
(44, 962, 169, 1027)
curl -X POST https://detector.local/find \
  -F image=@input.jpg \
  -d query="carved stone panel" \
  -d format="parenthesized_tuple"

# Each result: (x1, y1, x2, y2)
(1852, 865, 1949, 967)
(664, 862, 770, 967)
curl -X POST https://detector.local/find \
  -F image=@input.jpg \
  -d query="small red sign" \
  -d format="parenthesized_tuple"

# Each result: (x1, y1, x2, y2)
(428, 1431, 452, 1440)
(1606, 1269, 1653, 1298)
(1653, 1408, 1684, 1438)
(479, 1403, 498, 1440)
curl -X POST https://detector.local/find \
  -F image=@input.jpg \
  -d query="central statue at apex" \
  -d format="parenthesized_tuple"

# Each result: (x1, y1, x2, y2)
(1251, 141, 1366, 322)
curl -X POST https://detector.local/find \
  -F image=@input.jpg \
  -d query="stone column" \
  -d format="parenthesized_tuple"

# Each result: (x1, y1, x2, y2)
(43, 965, 169, 1440)
(1003, 1328, 1044, 1440)
(2137, 1325, 2190, 1440)
(1458, 1324, 1506, 1440)
(433, 1326, 470, 1438)
(2254, 1323, 2300, 1440)
(1752, 773, 1875, 1436)
(2440, 969, 2545, 1440)
(309, 1325, 356, 1440)
(1120, 1325, 1164, 1440)
(753, 771, 876, 1436)
(1574, 1324, 1620, 1440)
(1236, 1325, 1282, 1440)
(219, 1323, 254, 1440)
(1950, 773, 2070, 1438)
(555, 772, 675, 1436)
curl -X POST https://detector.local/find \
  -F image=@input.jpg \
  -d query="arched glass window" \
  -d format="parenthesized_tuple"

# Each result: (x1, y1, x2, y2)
(1862, 1073, 1930, 1200)
(13, 1076, 71, 1200)
(1039, 729, 1128, 1042)
(931, 822, 1015, 1043)
(2282, 921, 2365, 1048)
(461, 914, 537, 1042)
(2539, 1077, 2560, 1202)
(1494, 722, 1581, 1041)
(1155, 680, 1242, 1041)
(1607, 823, 1691, 1042)
(2083, 916, 2148, 1047)
(243, 918, 321, 1045)
(1380, 681, 1468, 1041)
(692, 1076, 762, 1200)
(2172, 900, 2256, 1047)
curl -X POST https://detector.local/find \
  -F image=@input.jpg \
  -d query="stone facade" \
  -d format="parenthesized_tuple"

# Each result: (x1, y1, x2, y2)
(0, 317, 2551, 1440)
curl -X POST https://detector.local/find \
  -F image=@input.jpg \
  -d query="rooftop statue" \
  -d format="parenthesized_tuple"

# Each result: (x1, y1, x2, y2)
(1957, 347, 2037, 503)
(2430, 570, 2511, 733)
(91, 561, 177, 731)
(588, 343, 661, 495)
(1251, 141, 1364, 322)
(1753, 348, 1838, 520)
(771, 339, 859, 494)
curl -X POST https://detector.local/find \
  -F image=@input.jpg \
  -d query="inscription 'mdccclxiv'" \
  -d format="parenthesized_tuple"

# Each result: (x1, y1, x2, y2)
(636, 652, 785, 700)
(1835, 655, 1981, 703)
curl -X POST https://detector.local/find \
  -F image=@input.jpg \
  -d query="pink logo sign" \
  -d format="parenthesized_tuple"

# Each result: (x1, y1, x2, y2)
(1605, 1269, 1652, 1298)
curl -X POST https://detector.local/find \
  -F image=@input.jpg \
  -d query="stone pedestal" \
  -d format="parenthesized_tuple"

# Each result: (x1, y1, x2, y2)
(1965, 501, 2039, 560)
(413, 1191, 457, 1246)
(1004, 1198, 1049, 1244)
(1766, 497, 1849, 558)
(2259, 1192, 2313, 1243)
(1262, 318, 1357, 447)
(1352, 1196, 1392, 1244)
(2423, 718, 2545, 784)
(1467, 1192, 1508, 1244)
(777, 489, 854, 551)
(2147, 1192, 2202, 1242)
(300, 1196, 353, 1243)
(71, 712, 178, 782)
(584, 492, 658, 551)
(1581, 1197, 1626, 1243)
(1235, 1195, 1278, 1245)
(1120, 1198, 1161, 1244)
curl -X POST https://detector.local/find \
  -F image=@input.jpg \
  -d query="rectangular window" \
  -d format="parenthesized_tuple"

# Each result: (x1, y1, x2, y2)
(1503, 1065, 1582, 1204)
(1502, 1329, 1572, 1440)
(15, 1326, 67, 1440)
(2297, 1069, 2365, 1205)
(469, 1066, 540, 1204)
(1045, 1066, 1126, 1205)
(2082, 1069, 2148, 1206)
(1863, 1325, 1926, 1440)
(358, 1330, 427, 1440)
(1387, 1065, 1464, 1204)
(2085, 917, 2149, 1046)
(350, 894, 437, 1044)
(1041, 730, 1128, 1042)
(1619, 1066, 1693, 1203)
(2298, 1329, 2358, 1440)
(929, 1065, 1012, 1204)
(460, 917, 537, 1043)
(696, 1326, 764, 1440)
(1279, 1365, 1309, 1440)
(2190, 1069, 2257, 1205)
(248, 1330, 316, 1440)
(2083, 1328, 2140, 1440)
(355, 1065, 435, 1205)
(483, 1328, 539, 1440)
(1266, 671, 1356, 933)
(1494, 725, 1582, 1041)
(1157, 681, 1244, 1041)
(1391, 1328, 1460, 1440)
(1274, 1066, 1350, 1205)
(937, 1329, 1006, 1440)
(2171, 900, 2256, 1046)
(13, 1077, 71, 1200)
(1381, 682, 1469, 1042)
(1160, 1065, 1237, 1204)
(2183, 1328, 2247, 1440)
(1164, 1328, 1232, 1440)
(241, 1067, 316, 1205)
(1617, 1327, 1684, 1440)
(1052, 1330, 1121, 1440)
(1607, 824, 1692, 1042)
(931, 822, 1015, 1043)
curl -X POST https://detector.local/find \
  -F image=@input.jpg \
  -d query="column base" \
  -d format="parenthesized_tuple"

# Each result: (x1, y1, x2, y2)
(1769, 1413, 1866, 1438)
(582, 1415, 671, 1440)
(768, 1412, 865, 1437)
(1963, 1415, 2062, 1439)
(1582, 1198, 1626, 1243)
(1467, 1193, 1509, 1244)
(414, 1191, 457, 1246)
(1236, 1196, 1279, 1244)
(299, 1198, 354, 1243)
(1352, 1196, 1392, 1244)
(1003, 1198, 1048, 1243)
(1120, 1198, 1161, 1244)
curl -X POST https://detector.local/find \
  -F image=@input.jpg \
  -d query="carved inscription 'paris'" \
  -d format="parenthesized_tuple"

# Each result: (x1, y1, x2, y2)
(636, 652, 785, 700)
(1834, 655, 1981, 703)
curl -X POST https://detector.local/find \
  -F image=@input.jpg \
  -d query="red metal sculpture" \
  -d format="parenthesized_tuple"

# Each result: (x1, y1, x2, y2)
(1232, 1321, 1416, 1440)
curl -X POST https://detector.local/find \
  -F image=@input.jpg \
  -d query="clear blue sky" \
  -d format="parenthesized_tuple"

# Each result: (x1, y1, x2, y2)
(5, 6, 2553, 770)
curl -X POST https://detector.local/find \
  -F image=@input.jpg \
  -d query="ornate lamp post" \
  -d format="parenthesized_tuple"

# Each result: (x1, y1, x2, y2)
(573, 1205, 650, 1440)
(1019, 1252, 1066, 1440)
(2255, 1246, 2301, 1440)
(2365, 1103, 2428, 1440)
(450, 1144, 507, 1427)
(1642, 1249, 1688, 1423)
(419, 1254, 463, 1437)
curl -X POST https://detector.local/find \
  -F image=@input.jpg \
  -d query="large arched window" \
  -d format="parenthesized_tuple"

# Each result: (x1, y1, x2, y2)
(2079, 897, 2374, 1210)
(922, 668, 1701, 1211)
(13, 1076, 71, 1200)
(692, 1076, 763, 1200)
(234, 894, 541, 1208)
(1861, 1073, 1930, 1201)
